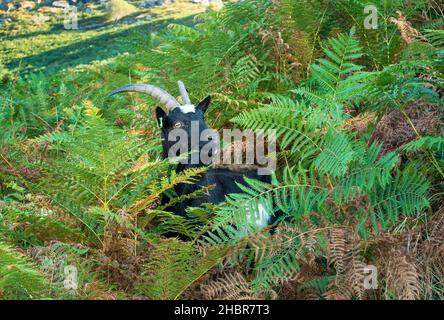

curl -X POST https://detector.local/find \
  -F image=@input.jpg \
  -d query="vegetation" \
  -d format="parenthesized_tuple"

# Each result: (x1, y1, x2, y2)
(0, 0, 443, 300)
(106, 0, 138, 22)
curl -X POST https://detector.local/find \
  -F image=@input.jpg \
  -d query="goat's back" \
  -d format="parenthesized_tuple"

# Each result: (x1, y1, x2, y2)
(164, 167, 271, 217)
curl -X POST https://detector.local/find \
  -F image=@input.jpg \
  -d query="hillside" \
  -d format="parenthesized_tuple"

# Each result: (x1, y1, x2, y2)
(0, 0, 207, 75)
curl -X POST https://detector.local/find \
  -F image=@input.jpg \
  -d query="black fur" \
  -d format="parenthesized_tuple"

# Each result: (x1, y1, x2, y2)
(157, 96, 276, 223)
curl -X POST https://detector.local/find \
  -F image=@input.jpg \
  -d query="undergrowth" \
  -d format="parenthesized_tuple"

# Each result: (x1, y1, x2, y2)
(0, 0, 443, 300)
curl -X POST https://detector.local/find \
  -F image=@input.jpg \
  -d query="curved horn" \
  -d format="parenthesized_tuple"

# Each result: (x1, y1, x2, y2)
(177, 80, 191, 105)
(109, 84, 179, 111)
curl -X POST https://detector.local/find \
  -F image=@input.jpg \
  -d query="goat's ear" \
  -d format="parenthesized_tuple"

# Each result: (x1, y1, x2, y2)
(155, 107, 167, 127)
(196, 96, 211, 114)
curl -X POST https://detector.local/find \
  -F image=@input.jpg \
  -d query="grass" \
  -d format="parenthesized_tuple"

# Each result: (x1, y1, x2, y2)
(106, 0, 138, 22)
(0, 0, 206, 76)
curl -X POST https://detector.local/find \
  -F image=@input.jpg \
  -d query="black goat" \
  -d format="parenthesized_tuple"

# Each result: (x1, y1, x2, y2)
(110, 81, 275, 229)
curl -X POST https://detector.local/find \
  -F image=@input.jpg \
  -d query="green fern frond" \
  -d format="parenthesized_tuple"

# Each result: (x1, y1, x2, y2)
(232, 102, 325, 162)
(252, 224, 325, 291)
(136, 239, 226, 300)
(252, 248, 301, 290)
(294, 27, 369, 119)
(424, 29, 444, 49)
(365, 169, 430, 234)
(333, 145, 399, 204)
(314, 129, 355, 178)
(403, 136, 444, 154)
(0, 241, 49, 299)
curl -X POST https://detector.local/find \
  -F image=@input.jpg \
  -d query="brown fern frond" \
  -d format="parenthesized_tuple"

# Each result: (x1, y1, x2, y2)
(324, 287, 352, 300)
(260, 0, 313, 82)
(201, 271, 277, 300)
(325, 228, 369, 300)
(371, 102, 443, 156)
(425, 207, 444, 256)
(95, 208, 146, 292)
(344, 254, 368, 300)
(374, 232, 421, 300)
(389, 11, 427, 45)
(327, 228, 349, 274)
(342, 112, 377, 136)
(201, 271, 250, 299)
(385, 249, 421, 300)
(422, 207, 444, 295)
(246, 232, 275, 264)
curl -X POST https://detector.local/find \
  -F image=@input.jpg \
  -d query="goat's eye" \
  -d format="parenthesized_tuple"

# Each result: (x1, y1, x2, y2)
(173, 122, 182, 128)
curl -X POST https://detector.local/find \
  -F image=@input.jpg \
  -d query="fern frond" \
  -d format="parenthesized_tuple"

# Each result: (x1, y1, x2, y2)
(325, 228, 368, 300)
(385, 249, 421, 300)
(314, 129, 355, 178)
(136, 239, 226, 300)
(294, 27, 368, 117)
(0, 241, 49, 299)
(129, 166, 208, 215)
(367, 169, 430, 233)
(402, 136, 443, 155)
(201, 270, 277, 300)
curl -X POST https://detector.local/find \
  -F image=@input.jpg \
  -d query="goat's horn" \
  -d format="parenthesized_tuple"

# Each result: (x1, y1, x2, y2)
(177, 80, 191, 105)
(109, 84, 180, 111)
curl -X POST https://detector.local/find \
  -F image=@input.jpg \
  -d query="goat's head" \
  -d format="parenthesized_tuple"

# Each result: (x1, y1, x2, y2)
(109, 81, 218, 165)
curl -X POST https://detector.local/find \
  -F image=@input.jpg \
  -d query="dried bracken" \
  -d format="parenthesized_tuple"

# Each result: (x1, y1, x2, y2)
(371, 102, 444, 156)
(212, 138, 268, 172)
(343, 112, 377, 136)
(386, 250, 421, 300)
(201, 270, 277, 300)
(325, 228, 369, 300)
(97, 210, 144, 292)
(259, 0, 312, 82)
(421, 208, 444, 298)
(389, 11, 427, 45)
(375, 235, 421, 300)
